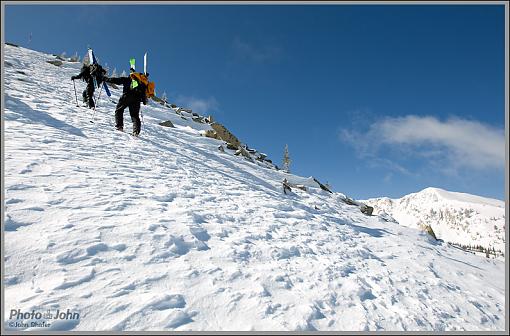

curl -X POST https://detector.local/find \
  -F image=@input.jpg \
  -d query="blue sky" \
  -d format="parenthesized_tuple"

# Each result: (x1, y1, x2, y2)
(4, 4, 506, 200)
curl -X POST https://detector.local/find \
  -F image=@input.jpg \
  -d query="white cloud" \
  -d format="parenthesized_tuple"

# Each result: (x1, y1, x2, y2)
(341, 115, 505, 172)
(175, 95, 219, 115)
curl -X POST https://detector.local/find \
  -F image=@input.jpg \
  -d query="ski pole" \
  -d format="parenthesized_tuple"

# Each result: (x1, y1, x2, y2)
(95, 82, 104, 110)
(140, 109, 144, 131)
(90, 84, 103, 123)
(72, 79, 78, 107)
(92, 77, 98, 107)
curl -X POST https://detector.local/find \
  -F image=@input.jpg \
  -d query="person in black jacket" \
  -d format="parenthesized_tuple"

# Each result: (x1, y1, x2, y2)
(104, 68, 147, 136)
(71, 64, 98, 108)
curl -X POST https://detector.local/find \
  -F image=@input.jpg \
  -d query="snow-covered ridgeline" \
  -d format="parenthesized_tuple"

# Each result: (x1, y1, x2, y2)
(363, 187, 505, 256)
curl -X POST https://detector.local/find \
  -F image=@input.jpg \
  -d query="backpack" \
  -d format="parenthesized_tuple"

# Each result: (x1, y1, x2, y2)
(89, 63, 106, 84)
(130, 72, 155, 98)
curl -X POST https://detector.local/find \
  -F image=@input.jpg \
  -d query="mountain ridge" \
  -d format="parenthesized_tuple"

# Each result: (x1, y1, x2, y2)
(363, 187, 505, 256)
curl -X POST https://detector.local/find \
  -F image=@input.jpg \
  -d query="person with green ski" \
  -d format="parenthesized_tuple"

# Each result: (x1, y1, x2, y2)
(103, 68, 148, 136)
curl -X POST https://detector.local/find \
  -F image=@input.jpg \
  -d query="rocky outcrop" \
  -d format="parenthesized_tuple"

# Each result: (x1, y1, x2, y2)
(234, 146, 253, 161)
(159, 120, 175, 128)
(342, 196, 373, 216)
(210, 122, 241, 149)
(225, 143, 236, 151)
(313, 178, 332, 193)
(204, 129, 220, 140)
(151, 95, 165, 105)
(283, 179, 308, 192)
(177, 107, 192, 113)
(192, 115, 206, 124)
(46, 60, 63, 67)
(168, 106, 277, 170)
(420, 223, 437, 240)
(359, 204, 374, 216)
(255, 153, 267, 162)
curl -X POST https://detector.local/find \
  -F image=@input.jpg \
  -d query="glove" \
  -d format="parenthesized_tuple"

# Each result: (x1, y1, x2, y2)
(71, 76, 77, 80)
(102, 76, 110, 83)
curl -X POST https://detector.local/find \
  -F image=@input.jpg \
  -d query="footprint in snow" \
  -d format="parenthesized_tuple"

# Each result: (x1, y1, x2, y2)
(111, 294, 194, 331)
(7, 184, 34, 191)
(53, 268, 96, 290)
(271, 246, 301, 260)
(4, 215, 32, 232)
(5, 198, 24, 205)
(290, 304, 326, 331)
(274, 275, 293, 289)
(165, 311, 197, 329)
(189, 226, 211, 242)
(85, 243, 109, 256)
(4, 276, 21, 286)
(56, 242, 122, 265)
(109, 283, 137, 298)
(152, 193, 177, 203)
(111, 244, 127, 252)
(148, 294, 186, 310)
(165, 236, 191, 256)
(19, 162, 38, 174)
(149, 236, 193, 263)
(265, 303, 282, 315)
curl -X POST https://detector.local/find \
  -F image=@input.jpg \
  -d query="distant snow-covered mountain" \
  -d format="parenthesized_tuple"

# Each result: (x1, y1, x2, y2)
(363, 187, 505, 255)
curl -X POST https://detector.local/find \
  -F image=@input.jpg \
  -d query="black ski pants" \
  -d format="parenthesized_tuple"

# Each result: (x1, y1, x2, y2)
(115, 93, 141, 134)
(82, 80, 95, 108)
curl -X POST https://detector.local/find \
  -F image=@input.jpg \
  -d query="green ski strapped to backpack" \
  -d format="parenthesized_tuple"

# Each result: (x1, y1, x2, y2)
(129, 58, 138, 89)
(129, 57, 155, 98)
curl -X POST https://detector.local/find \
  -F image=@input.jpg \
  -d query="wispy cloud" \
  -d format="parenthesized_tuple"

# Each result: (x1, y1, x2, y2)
(341, 115, 505, 173)
(175, 95, 219, 115)
(232, 37, 283, 63)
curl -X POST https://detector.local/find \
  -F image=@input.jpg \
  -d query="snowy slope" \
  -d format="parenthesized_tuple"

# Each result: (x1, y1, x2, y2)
(363, 188, 506, 255)
(3, 44, 507, 332)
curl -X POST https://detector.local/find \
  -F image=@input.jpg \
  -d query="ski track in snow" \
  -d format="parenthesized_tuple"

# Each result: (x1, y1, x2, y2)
(3, 45, 506, 331)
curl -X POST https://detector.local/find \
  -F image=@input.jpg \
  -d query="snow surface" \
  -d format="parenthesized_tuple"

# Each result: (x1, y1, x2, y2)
(3, 44, 507, 331)
(363, 187, 506, 254)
